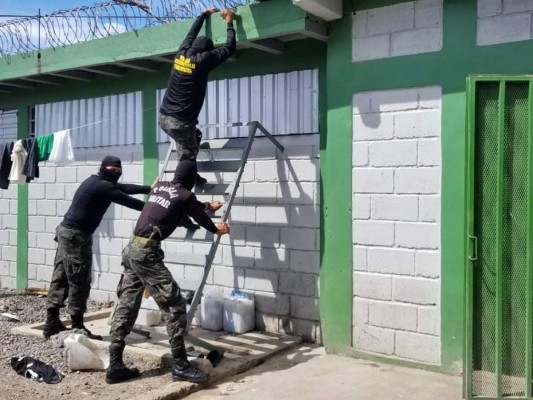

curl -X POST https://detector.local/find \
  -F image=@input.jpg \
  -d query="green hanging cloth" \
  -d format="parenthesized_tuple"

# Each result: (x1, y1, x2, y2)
(36, 133, 54, 162)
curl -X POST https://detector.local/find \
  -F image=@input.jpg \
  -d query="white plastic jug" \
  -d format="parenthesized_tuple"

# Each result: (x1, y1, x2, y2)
(65, 333, 109, 371)
(201, 288, 223, 331)
(223, 290, 255, 334)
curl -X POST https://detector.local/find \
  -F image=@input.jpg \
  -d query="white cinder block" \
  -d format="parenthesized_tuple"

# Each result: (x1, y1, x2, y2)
(256, 206, 289, 225)
(352, 11, 368, 38)
(90, 290, 111, 303)
(2, 216, 16, 229)
(419, 86, 442, 109)
(0, 200, 8, 214)
(56, 201, 71, 217)
(354, 195, 371, 220)
(280, 227, 317, 251)
(45, 183, 65, 200)
(9, 200, 17, 214)
(290, 295, 319, 320)
(56, 168, 77, 183)
(353, 114, 394, 141)
(289, 318, 318, 343)
(353, 142, 369, 167)
(353, 297, 370, 324)
(213, 265, 245, 287)
(367, 2, 415, 36)
(121, 164, 143, 183)
(353, 168, 394, 194)
(353, 220, 394, 246)
(477, 0, 502, 17)
(2, 246, 16, 261)
(371, 195, 418, 221)
(0, 230, 10, 245)
(391, 27, 442, 57)
(219, 224, 246, 247)
(228, 205, 256, 224)
(287, 160, 319, 182)
(276, 182, 316, 205)
(371, 88, 419, 113)
(221, 245, 255, 268)
(477, 14, 532, 46)
(353, 35, 390, 62)
(503, 0, 533, 14)
(395, 167, 440, 195)
(255, 291, 290, 315)
(255, 160, 284, 182)
(394, 110, 441, 139)
(393, 276, 439, 305)
(396, 222, 439, 249)
(418, 306, 440, 336)
(243, 183, 278, 204)
(415, 250, 441, 278)
(353, 272, 392, 300)
(36, 233, 57, 250)
(279, 272, 318, 297)
(37, 265, 54, 283)
(244, 269, 278, 292)
(395, 331, 440, 364)
(28, 185, 45, 200)
(37, 201, 57, 217)
(289, 205, 319, 228)
(64, 184, 79, 201)
(418, 138, 441, 166)
(97, 273, 121, 292)
(353, 92, 372, 115)
(419, 195, 440, 222)
(39, 168, 56, 183)
(246, 226, 280, 248)
(370, 140, 418, 168)
(290, 250, 320, 274)
(368, 247, 415, 275)
(255, 248, 289, 269)
(110, 219, 134, 238)
(354, 324, 394, 355)
(415, 0, 443, 28)
(370, 301, 417, 331)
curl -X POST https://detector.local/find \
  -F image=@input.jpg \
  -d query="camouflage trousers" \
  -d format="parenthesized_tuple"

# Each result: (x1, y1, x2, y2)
(110, 241, 188, 354)
(158, 114, 199, 162)
(46, 225, 93, 316)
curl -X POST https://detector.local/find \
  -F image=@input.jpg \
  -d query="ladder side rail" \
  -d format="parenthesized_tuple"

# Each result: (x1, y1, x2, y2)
(253, 121, 284, 152)
(159, 140, 176, 180)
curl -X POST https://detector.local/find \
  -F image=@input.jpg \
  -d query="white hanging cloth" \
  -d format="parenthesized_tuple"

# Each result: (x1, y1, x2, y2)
(49, 129, 75, 166)
(9, 140, 28, 184)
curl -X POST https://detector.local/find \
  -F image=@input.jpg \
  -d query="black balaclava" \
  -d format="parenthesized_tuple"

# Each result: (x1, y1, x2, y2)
(172, 160, 197, 190)
(188, 36, 214, 56)
(98, 155, 122, 184)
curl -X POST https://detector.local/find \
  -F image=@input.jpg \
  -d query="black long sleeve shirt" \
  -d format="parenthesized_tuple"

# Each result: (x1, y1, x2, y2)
(159, 13, 237, 121)
(62, 175, 150, 234)
(134, 181, 217, 240)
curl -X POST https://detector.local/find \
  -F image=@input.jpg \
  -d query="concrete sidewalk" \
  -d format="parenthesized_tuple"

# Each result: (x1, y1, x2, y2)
(186, 345, 463, 400)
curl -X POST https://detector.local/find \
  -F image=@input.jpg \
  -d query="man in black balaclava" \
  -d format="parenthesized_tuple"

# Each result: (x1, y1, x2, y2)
(106, 160, 230, 385)
(44, 156, 156, 340)
(159, 7, 236, 185)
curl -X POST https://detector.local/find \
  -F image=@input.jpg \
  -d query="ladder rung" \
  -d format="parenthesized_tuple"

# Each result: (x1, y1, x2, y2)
(197, 160, 241, 172)
(194, 183, 232, 195)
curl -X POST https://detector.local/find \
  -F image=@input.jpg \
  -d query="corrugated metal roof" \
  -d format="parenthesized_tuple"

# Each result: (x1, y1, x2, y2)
(0, 109, 17, 142)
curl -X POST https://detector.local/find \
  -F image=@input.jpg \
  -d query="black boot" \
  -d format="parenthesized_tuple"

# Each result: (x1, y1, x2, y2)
(71, 314, 103, 341)
(106, 343, 141, 384)
(171, 347, 209, 383)
(195, 174, 207, 186)
(178, 215, 200, 231)
(43, 308, 68, 339)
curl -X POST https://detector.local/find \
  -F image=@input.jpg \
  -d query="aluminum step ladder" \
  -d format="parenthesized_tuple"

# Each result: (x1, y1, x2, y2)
(130, 121, 284, 356)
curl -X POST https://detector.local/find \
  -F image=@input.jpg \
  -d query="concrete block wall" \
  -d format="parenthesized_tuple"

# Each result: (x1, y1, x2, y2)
(352, 0, 443, 62)
(0, 185, 18, 289)
(158, 134, 321, 342)
(352, 86, 441, 364)
(477, 0, 533, 45)
(27, 144, 144, 302)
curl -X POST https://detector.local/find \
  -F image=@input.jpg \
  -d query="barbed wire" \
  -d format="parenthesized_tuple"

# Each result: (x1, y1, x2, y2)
(0, 0, 251, 56)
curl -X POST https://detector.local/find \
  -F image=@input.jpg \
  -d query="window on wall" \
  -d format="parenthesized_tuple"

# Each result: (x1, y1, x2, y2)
(35, 91, 142, 148)
(157, 69, 320, 142)
(0, 109, 18, 142)
(28, 105, 36, 136)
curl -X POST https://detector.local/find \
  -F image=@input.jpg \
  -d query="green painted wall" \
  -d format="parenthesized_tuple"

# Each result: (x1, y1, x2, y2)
(16, 106, 28, 292)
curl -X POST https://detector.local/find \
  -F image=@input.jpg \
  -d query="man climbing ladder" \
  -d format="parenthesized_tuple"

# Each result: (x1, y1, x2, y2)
(159, 7, 237, 184)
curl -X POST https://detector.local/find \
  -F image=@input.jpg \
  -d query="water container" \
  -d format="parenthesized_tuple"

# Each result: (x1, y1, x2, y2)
(223, 290, 255, 334)
(201, 288, 224, 331)
(136, 297, 162, 326)
(65, 333, 109, 371)
(186, 303, 202, 327)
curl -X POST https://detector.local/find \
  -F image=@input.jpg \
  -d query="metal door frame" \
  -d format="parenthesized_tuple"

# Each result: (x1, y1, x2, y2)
(465, 75, 533, 400)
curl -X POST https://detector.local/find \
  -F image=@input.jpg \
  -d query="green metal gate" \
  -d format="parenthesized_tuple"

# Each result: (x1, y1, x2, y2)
(466, 77, 533, 399)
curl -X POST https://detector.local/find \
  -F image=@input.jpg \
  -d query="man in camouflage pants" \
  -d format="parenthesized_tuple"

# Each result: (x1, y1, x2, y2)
(44, 156, 154, 340)
(107, 160, 230, 384)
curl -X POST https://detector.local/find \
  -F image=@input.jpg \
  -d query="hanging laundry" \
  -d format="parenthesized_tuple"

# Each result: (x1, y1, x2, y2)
(36, 133, 54, 162)
(0, 141, 13, 189)
(49, 129, 75, 166)
(22, 137, 39, 182)
(10, 356, 63, 384)
(9, 140, 27, 184)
